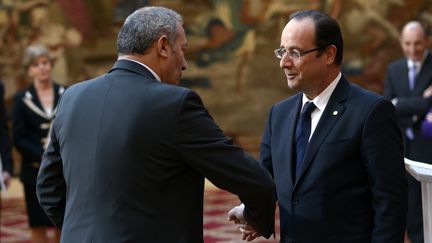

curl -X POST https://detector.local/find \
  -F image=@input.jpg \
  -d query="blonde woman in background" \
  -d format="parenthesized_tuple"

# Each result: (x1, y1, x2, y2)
(12, 44, 63, 243)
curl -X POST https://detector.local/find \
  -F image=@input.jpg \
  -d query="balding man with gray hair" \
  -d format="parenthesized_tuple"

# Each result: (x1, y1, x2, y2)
(384, 20, 432, 243)
(36, 6, 275, 243)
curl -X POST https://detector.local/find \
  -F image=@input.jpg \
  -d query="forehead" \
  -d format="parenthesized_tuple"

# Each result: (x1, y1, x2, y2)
(281, 18, 315, 48)
(176, 24, 187, 46)
(401, 26, 426, 43)
(31, 55, 50, 63)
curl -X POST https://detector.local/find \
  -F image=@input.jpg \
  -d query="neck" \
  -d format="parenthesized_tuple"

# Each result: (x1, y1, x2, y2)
(119, 53, 162, 81)
(304, 68, 340, 100)
(34, 80, 53, 90)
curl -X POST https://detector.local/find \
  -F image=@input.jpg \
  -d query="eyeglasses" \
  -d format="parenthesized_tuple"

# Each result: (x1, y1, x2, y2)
(274, 47, 321, 59)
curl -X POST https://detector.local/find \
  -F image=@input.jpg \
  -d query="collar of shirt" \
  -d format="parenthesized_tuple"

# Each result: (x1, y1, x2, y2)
(301, 72, 341, 140)
(120, 58, 161, 82)
(407, 50, 428, 75)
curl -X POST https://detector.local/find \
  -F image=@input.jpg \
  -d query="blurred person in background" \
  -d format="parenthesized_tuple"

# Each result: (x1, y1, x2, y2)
(12, 43, 63, 243)
(384, 20, 432, 243)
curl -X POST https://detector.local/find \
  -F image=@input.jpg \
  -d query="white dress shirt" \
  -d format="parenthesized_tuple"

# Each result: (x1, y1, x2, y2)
(301, 72, 341, 140)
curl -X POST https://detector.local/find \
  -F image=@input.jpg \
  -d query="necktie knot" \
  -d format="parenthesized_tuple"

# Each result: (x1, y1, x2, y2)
(302, 101, 316, 116)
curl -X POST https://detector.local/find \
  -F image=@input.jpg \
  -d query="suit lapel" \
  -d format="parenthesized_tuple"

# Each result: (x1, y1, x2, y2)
(22, 84, 65, 120)
(415, 52, 432, 93)
(52, 84, 65, 118)
(294, 78, 349, 186)
(391, 61, 411, 96)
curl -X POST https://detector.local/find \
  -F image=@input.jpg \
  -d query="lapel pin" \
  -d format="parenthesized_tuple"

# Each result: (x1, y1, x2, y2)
(332, 111, 338, 116)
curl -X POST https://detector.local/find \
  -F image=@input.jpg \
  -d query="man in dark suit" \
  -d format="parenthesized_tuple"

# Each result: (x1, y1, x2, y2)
(229, 10, 407, 242)
(384, 21, 432, 243)
(36, 6, 275, 243)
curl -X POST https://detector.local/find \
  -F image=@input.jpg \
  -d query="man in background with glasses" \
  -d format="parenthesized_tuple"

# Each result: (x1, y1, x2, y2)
(229, 9, 407, 242)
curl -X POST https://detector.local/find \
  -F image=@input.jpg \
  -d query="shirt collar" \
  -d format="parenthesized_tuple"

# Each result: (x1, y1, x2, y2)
(407, 50, 428, 73)
(119, 58, 161, 82)
(302, 72, 341, 111)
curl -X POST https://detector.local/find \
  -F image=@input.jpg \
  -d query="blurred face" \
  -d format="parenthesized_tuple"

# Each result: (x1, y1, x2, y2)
(28, 55, 52, 83)
(163, 24, 188, 85)
(400, 24, 428, 61)
(279, 18, 328, 96)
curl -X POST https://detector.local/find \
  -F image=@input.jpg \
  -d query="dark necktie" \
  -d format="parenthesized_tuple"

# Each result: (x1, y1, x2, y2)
(295, 101, 316, 179)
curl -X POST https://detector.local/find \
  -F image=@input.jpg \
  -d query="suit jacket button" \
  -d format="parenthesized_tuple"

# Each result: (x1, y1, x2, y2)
(293, 200, 299, 205)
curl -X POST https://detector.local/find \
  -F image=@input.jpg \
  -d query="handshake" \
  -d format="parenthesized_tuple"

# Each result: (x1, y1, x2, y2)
(227, 204, 261, 241)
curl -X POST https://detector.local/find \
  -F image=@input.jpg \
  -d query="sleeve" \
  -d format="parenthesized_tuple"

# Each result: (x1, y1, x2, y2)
(361, 99, 408, 242)
(36, 122, 66, 229)
(382, 65, 395, 101)
(259, 106, 274, 179)
(383, 65, 431, 124)
(0, 84, 13, 173)
(176, 90, 275, 238)
(393, 96, 431, 118)
(12, 95, 44, 161)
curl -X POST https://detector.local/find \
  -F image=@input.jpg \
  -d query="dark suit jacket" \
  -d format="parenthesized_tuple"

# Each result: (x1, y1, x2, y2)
(384, 53, 432, 163)
(0, 82, 13, 175)
(260, 77, 407, 242)
(36, 60, 275, 243)
(12, 83, 64, 185)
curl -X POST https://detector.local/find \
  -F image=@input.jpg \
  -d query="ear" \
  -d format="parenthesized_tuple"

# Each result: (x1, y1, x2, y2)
(325, 45, 337, 65)
(156, 35, 170, 58)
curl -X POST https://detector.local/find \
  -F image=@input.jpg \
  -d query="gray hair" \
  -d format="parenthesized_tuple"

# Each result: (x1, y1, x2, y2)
(117, 6, 183, 55)
(21, 44, 53, 72)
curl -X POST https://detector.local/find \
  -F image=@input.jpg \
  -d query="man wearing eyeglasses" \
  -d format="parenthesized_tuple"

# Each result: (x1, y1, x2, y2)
(228, 10, 407, 242)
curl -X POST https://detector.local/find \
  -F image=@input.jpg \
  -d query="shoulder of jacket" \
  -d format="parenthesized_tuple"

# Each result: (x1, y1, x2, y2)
(273, 92, 301, 109)
(388, 58, 406, 69)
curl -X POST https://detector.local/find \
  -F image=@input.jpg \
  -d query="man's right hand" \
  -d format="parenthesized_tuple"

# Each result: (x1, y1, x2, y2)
(227, 204, 261, 241)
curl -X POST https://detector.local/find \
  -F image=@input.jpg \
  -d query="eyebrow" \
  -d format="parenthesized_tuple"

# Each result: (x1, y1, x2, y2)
(280, 45, 302, 50)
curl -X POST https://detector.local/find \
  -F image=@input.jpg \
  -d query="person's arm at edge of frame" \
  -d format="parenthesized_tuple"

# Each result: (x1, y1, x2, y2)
(362, 98, 407, 242)
(36, 120, 66, 229)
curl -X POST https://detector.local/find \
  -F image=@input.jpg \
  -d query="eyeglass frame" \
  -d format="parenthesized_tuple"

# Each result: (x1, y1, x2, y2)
(274, 47, 322, 60)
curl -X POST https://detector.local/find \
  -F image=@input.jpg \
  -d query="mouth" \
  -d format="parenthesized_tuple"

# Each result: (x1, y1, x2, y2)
(285, 72, 297, 80)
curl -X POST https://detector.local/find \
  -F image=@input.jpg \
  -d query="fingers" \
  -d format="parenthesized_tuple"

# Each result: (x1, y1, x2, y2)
(238, 222, 260, 241)
(245, 232, 259, 241)
(227, 204, 260, 241)
(241, 229, 259, 241)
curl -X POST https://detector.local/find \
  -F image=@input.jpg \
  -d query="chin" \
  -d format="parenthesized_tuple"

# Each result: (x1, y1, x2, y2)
(287, 79, 298, 90)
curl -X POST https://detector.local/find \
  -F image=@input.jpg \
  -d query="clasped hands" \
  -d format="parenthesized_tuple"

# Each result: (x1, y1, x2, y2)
(227, 204, 261, 241)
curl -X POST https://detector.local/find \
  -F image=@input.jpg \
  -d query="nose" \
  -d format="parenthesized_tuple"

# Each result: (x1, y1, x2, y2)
(280, 54, 293, 69)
